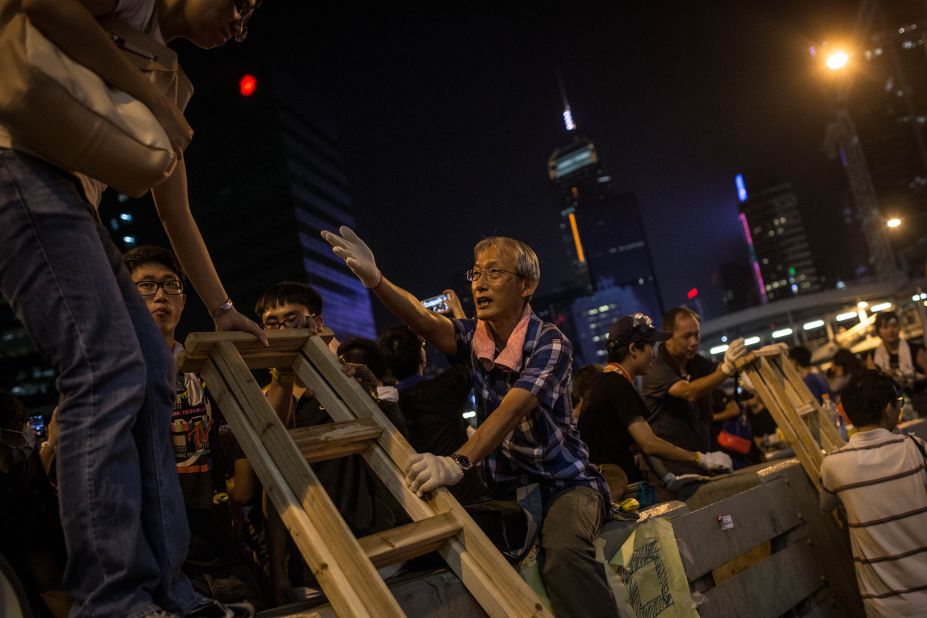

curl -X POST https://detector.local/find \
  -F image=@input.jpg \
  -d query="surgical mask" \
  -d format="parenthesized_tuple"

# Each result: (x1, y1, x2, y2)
(0, 422, 36, 465)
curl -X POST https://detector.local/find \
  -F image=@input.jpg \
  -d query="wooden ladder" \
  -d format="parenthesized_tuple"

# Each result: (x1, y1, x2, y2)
(178, 330, 548, 618)
(739, 345, 846, 490)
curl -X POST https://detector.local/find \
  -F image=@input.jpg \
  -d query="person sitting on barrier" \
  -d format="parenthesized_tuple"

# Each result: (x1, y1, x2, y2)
(321, 228, 619, 618)
(789, 345, 832, 404)
(125, 246, 263, 613)
(255, 281, 407, 605)
(819, 370, 927, 615)
(580, 314, 733, 486)
(640, 307, 746, 477)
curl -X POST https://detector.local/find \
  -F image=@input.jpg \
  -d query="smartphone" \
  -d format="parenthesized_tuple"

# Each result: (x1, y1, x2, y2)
(422, 293, 450, 314)
(29, 414, 47, 440)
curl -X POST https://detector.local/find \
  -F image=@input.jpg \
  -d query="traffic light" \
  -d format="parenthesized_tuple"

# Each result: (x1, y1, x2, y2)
(239, 74, 257, 97)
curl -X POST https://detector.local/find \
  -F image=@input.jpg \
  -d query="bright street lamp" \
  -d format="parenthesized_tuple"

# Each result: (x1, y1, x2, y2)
(886, 217, 902, 229)
(826, 50, 850, 70)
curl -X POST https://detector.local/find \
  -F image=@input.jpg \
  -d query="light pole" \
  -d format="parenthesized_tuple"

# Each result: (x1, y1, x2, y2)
(818, 46, 902, 281)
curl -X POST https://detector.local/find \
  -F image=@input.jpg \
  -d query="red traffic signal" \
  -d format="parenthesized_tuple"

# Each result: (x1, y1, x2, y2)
(239, 74, 257, 97)
(687, 287, 699, 300)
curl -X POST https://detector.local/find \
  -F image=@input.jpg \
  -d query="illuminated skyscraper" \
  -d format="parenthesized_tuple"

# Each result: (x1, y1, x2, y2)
(736, 175, 822, 302)
(547, 75, 662, 317)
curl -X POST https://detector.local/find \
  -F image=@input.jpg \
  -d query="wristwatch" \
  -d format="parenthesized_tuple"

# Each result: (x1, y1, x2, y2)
(449, 453, 473, 472)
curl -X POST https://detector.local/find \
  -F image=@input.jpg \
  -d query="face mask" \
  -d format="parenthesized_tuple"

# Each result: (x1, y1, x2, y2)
(0, 422, 36, 465)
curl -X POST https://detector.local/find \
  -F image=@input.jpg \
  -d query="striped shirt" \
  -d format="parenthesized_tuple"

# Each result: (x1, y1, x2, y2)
(819, 428, 927, 617)
(452, 311, 609, 506)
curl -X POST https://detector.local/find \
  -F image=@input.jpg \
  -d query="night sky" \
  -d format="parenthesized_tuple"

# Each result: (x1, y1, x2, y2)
(193, 2, 859, 325)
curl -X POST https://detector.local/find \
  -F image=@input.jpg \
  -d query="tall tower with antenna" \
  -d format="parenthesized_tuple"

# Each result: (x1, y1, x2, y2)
(546, 71, 663, 316)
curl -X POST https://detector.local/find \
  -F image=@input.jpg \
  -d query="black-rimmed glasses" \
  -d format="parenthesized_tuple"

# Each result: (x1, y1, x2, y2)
(263, 313, 321, 331)
(135, 280, 184, 297)
(465, 268, 523, 282)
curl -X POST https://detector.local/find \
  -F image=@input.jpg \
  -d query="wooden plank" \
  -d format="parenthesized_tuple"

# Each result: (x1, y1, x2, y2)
(290, 418, 382, 463)
(671, 478, 803, 580)
(700, 543, 824, 618)
(358, 512, 463, 568)
(296, 340, 549, 618)
(211, 343, 405, 618)
(199, 359, 374, 617)
(179, 329, 317, 373)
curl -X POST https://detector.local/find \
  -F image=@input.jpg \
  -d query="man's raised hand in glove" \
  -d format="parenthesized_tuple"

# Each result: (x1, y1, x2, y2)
(320, 226, 382, 289)
(720, 337, 746, 376)
(696, 450, 733, 473)
(404, 452, 464, 497)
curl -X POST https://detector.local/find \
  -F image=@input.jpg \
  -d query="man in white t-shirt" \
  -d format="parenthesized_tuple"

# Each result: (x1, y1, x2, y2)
(820, 370, 927, 617)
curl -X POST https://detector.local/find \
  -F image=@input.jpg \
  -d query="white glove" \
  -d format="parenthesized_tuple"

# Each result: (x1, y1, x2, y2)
(721, 338, 746, 376)
(320, 226, 381, 288)
(697, 451, 733, 473)
(404, 453, 464, 497)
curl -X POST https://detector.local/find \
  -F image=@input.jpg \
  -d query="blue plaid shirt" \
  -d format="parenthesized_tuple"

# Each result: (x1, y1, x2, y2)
(452, 312, 610, 505)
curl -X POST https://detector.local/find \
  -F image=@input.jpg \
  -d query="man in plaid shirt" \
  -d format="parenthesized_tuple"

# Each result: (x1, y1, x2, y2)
(322, 228, 617, 617)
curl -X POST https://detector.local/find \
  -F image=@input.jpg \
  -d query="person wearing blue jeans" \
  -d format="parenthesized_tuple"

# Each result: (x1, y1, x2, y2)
(0, 1, 266, 616)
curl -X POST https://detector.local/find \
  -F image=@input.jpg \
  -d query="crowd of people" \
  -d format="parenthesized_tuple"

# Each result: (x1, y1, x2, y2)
(1, 2, 926, 617)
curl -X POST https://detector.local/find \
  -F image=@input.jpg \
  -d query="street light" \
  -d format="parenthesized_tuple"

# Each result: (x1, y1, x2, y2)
(886, 217, 902, 229)
(826, 50, 850, 71)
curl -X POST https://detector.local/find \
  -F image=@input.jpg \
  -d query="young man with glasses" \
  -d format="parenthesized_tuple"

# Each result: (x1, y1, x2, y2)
(252, 281, 405, 605)
(819, 370, 927, 615)
(125, 246, 259, 616)
(322, 227, 618, 618)
(579, 314, 732, 485)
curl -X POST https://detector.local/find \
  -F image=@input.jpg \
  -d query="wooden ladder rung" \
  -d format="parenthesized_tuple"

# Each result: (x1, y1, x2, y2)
(795, 404, 816, 417)
(358, 512, 463, 568)
(290, 418, 382, 463)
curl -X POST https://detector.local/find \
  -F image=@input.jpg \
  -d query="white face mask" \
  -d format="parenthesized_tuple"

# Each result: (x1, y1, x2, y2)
(0, 422, 36, 465)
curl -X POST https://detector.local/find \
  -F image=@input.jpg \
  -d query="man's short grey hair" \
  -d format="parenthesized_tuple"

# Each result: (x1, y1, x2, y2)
(473, 236, 541, 282)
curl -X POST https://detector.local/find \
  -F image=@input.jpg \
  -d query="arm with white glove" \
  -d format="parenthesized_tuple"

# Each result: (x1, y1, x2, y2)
(404, 452, 464, 497)
(696, 450, 733, 473)
(321, 226, 457, 355)
(720, 338, 746, 376)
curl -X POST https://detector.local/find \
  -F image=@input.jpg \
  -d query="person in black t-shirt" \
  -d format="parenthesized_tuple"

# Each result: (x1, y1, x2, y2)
(640, 307, 746, 476)
(580, 314, 733, 482)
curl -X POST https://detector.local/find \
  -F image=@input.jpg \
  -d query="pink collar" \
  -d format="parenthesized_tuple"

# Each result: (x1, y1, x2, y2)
(472, 304, 532, 371)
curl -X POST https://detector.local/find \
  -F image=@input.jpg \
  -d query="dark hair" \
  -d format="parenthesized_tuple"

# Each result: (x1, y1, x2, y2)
(661, 307, 699, 332)
(254, 281, 322, 318)
(378, 325, 424, 381)
(831, 348, 863, 377)
(841, 370, 899, 427)
(572, 364, 603, 408)
(0, 391, 25, 430)
(790, 346, 812, 368)
(873, 311, 899, 332)
(124, 245, 184, 280)
(338, 337, 390, 382)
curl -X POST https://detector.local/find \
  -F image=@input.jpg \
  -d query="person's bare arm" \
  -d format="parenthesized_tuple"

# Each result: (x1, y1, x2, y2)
(228, 458, 256, 505)
(455, 388, 538, 463)
(23, 0, 192, 154)
(712, 398, 741, 422)
(627, 418, 698, 464)
(264, 374, 295, 426)
(371, 276, 458, 354)
(667, 369, 728, 403)
(150, 159, 267, 343)
(322, 227, 458, 354)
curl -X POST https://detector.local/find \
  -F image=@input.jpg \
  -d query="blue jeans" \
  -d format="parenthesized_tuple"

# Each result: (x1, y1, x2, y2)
(0, 150, 203, 617)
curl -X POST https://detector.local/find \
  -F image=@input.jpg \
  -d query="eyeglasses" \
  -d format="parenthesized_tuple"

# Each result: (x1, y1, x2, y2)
(135, 279, 184, 297)
(233, 0, 259, 42)
(263, 313, 321, 331)
(465, 268, 523, 282)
